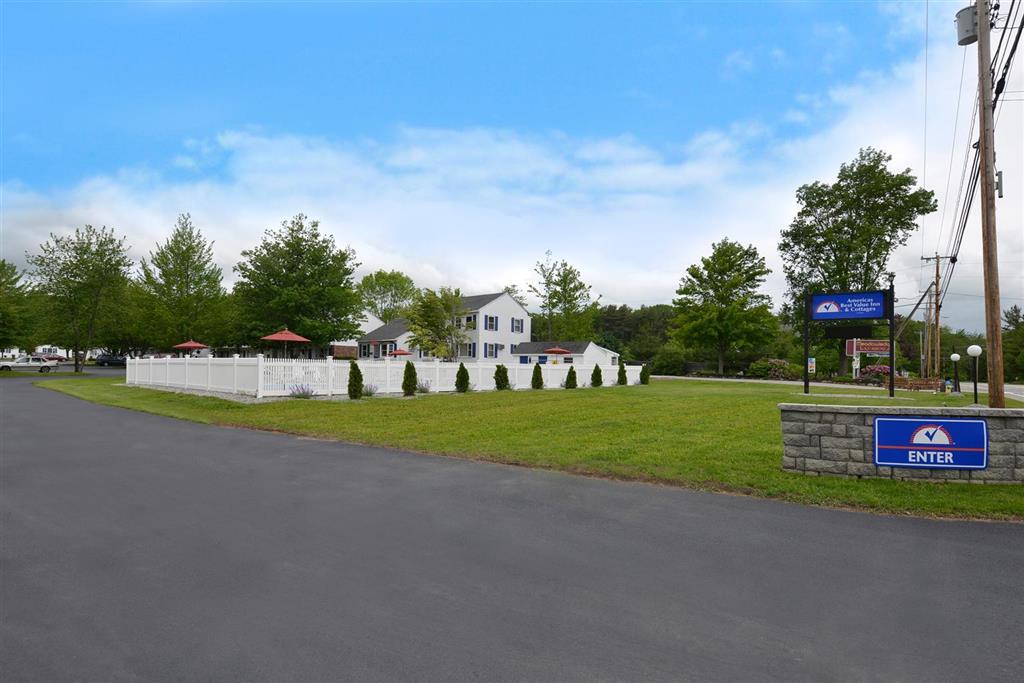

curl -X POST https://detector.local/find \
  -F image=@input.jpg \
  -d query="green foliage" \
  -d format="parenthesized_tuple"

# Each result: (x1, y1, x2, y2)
(502, 284, 528, 308)
(455, 362, 470, 393)
(673, 239, 775, 375)
(746, 358, 802, 381)
(590, 364, 603, 387)
(494, 364, 511, 390)
(565, 365, 577, 389)
(402, 360, 418, 396)
(531, 362, 544, 389)
(650, 344, 687, 376)
(528, 251, 599, 340)
(617, 360, 627, 385)
(593, 304, 675, 361)
(779, 148, 936, 373)
(233, 214, 362, 346)
(348, 361, 363, 399)
(0, 259, 29, 350)
(639, 364, 651, 385)
(407, 287, 468, 360)
(139, 214, 225, 346)
(358, 270, 417, 323)
(26, 225, 132, 372)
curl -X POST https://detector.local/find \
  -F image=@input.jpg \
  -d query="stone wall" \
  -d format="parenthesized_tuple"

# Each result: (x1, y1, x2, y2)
(779, 403, 1024, 483)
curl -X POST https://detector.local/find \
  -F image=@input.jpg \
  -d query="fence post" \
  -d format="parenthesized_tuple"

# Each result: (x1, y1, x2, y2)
(477, 363, 484, 390)
(185, 355, 191, 389)
(149, 358, 154, 385)
(435, 358, 441, 390)
(165, 355, 170, 386)
(206, 355, 212, 390)
(326, 356, 333, 397)
(232, 354, 239, 394)
(384, 357, 392, 393)
(256, 354, 265, 398)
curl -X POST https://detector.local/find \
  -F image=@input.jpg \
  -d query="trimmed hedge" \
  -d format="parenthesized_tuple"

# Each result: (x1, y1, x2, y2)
(617, 360, 627, 385)
(565, 365, 577, 389)
(494, 364, 511, 390)
(348, 361, 363, 399)
(402, 361, 417, 396)
(591, 364, 603, 387)
(531, 362, 544, 390)
(455, 362, 470, 393)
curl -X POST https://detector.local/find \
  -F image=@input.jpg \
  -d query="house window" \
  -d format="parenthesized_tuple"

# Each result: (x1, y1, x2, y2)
(564, 356, 573, 364)
(483, 343, 499, 358)
(510, 344, 518, 354)
(359, 344, 370, 358)
(465, 314, 477, 329)
(460, 343, 477, 358)
(484, 315, 498, 331)
(471, 342, 477, 358)
(611, 356, 618, 365)
(511, 318, 524, 333)
(538, 355, 548, 364)
(519, 355, 530, 364)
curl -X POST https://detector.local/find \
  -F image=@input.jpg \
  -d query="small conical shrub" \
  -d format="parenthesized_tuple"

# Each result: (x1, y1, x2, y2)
(531, 362, 544, 390)
(591, 364, 603, 387)
(565, 365, 577, 389)
(617, 360, 627, 385)
(640, 364, 651, 385)
(348, 360, 363, 399)
(494, 364, 510, 390)
(455, 362, 470, 393)
(402, 360, 417, 396)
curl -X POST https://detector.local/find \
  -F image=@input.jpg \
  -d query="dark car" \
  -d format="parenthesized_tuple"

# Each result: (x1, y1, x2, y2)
(94, 354, 127, 367)
(35, 353, 68, 362)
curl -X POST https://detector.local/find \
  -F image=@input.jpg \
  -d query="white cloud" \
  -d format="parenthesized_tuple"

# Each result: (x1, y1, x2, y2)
(2, 14, 1021, 333)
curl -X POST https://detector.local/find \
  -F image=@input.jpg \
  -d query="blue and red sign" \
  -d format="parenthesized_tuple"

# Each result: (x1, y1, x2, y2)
(874, 417, 988, 469)
(810, 292, 887, 320)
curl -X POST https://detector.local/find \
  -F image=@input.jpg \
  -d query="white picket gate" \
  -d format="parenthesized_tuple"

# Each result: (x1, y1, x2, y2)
(127, 356, 641, 398)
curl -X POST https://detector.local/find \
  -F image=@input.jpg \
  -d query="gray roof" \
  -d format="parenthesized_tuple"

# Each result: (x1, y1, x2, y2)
(511, 341, 594, 355)
(459, 292, 506, 311)
(358, 318, 411, 343)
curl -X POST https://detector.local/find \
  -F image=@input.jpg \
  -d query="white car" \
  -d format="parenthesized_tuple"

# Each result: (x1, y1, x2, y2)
(0, 356, 60, 373)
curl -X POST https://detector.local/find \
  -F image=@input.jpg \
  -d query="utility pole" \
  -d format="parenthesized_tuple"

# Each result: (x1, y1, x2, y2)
(921, 253, 952, 379)
(923, 289, 933, 377)
(974, 0, 1005, 408)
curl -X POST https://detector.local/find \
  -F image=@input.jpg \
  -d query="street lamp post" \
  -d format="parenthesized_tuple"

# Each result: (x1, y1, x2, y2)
(950, 352, 961, 395)
(967, 345, 983, 404)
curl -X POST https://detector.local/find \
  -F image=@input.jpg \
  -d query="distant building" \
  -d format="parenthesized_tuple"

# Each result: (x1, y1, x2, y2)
(511, 341, 620, 368)
(330, 311, 385, 359)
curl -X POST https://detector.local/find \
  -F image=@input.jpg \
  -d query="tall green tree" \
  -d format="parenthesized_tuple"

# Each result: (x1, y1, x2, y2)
(673, 239, 775, 375)
(26, 225, 132, 372)
(0, 259, 29, 350)
(1003, 305, 1024, 382)
(406, 287, 468, 360)
(358, 270, 417, 323)
(234, 214, 362, 346)
(779, 147, 936, 372)
(528, 251, 599, 340)
(140, 214, 225, 344)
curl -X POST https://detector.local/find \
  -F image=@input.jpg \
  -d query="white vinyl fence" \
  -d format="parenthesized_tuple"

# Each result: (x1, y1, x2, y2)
(126, 356, 641, 398)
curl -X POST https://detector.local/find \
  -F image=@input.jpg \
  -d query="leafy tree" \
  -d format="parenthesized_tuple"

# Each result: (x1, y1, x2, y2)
(502, 284, 528, 308)
(639, 364, 651, 385)
(673, 239, 775, 375)
(402, 360, 418, 396)
(455, 362, 470, 393)
(1003, 305, 1024, 382)
(1003, 305, 1023, 331)
(590, 364, 603, 387)
(234, 214, 362, 347)
(617, 360, 627, 385)
(650, 343, 687, 376)
(140, 214, 224, 345)
(565, 365, 577, 389)
(779, 148, 936, 372)
(348, 360, 363, 399)
(98, 280, 167, 356)
(531, 362, 544, 389)
(26, 225, 132, 372)
(407, 287, 469, 360)
(358, 270, 417, 323)
(528, 251, 599, 340)
(0, 259, 29, 350)
(494, 364, 511, 390)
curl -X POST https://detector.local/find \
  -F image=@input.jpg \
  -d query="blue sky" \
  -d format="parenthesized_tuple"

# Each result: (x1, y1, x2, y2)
(2, 1, 1022, 331)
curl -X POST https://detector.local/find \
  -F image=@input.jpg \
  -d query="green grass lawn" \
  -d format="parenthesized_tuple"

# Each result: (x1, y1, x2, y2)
(39, 377, 1024, 520)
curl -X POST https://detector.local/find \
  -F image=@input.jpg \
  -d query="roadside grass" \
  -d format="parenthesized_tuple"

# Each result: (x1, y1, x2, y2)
(39, 377, 1024, 520)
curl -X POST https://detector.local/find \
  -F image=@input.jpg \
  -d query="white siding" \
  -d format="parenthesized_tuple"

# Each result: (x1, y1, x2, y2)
(463, 293, 531, 364)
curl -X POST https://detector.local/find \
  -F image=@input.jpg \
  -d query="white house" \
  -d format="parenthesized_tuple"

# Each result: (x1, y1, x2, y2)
(358, 292, 531, 363)
(330, 311, 384, 359)
(511, 341, 620, 368)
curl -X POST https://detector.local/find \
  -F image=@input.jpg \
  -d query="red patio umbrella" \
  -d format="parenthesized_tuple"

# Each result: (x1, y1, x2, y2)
(261, 328, 312, 358)
(388, 349, 413, 357)
(173, 339, 209, 357)
(544, 346, 572, 355)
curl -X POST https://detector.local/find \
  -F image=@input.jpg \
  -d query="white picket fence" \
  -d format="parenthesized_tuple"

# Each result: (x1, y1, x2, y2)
(126, 356, 641, 398)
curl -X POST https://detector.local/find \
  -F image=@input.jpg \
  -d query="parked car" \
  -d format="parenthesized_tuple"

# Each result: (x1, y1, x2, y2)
(94, 354, 127, 367)
(35, 353, 68, 362)
(0, 356, 60, 373)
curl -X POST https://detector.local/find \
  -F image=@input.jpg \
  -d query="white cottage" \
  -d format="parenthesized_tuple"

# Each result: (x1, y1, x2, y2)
(511, 341, 620, 368)
(358, 292, 531, 363)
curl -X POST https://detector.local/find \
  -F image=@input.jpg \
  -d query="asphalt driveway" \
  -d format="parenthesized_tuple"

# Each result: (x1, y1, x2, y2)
(2, 376, 1022, 681)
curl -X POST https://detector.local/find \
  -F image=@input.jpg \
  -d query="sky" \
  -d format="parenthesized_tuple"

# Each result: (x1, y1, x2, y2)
(2, 1, 1022, 333)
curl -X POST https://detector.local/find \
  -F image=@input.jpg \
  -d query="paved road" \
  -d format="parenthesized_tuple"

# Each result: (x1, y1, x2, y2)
(656, 375, 1024, 401)
(2, 377, 1022, 681)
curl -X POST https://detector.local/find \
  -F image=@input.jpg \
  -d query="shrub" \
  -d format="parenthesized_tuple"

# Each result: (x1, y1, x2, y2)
(591, 364, 603, 387)
(288, 383, 315, 399)
(416, 379, 431, 393)
(747, 358, 802, 381)
(402, 360, 417, 396)
(640, 364, 651, 385)
(362, 383, 378, 397)
(565, 365, 578, 389)
(531, 362, 544, 389)
(617, 360, 627, 386)
(650, 344, 687, 376)
(494, 364, 511, 390)
(348, 360, 363, 399)
(455, 362, 470, 393)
